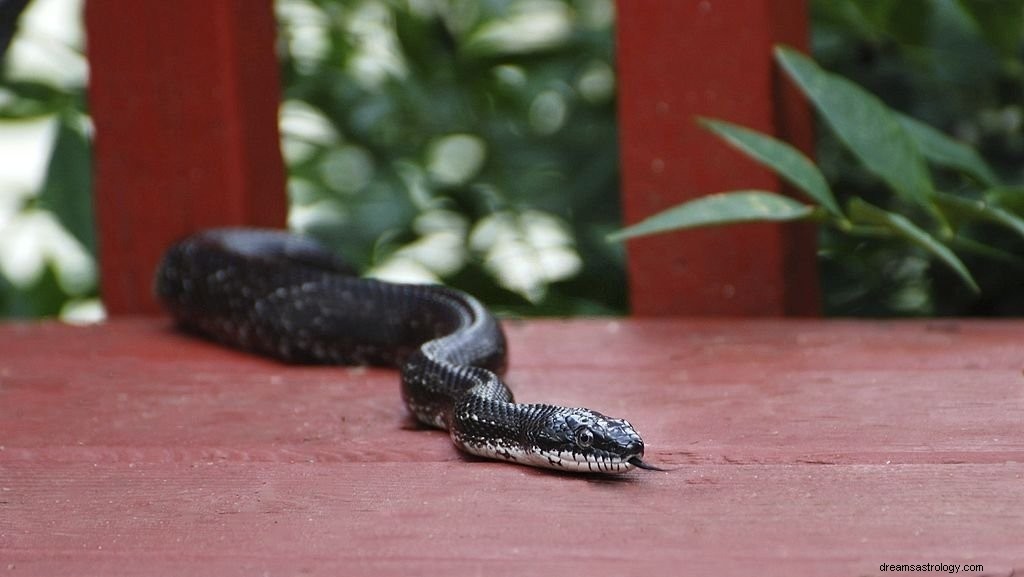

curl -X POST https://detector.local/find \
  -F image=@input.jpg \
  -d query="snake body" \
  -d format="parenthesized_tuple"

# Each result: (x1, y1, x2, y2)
(155, 228, 653, 473)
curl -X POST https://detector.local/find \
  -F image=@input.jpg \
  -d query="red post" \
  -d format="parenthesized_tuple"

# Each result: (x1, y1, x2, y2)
(86, 1, 286, 315)
(616, 0, 819, 316)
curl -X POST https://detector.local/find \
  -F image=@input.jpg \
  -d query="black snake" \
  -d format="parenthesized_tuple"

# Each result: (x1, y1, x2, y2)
(155, 228, 659, 473)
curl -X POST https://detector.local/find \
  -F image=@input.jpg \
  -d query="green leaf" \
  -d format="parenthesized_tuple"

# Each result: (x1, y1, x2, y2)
(698, 118, 842, 217)
(37, 114, 95, 254)
(956, 0, 1024, 59)
(853, 0, 934, 47)
(609, 191, 814, 241)
(0, 80, 72, 120)
(897, 114, 1000, 188)
(848, 198, 979, 293)
(948, 236, 1024, 266)
(985, 186, 1024, 214)
(0, 265, 67, 319)
(934, 192, 1024, 241)
(774, 46, 935, 208)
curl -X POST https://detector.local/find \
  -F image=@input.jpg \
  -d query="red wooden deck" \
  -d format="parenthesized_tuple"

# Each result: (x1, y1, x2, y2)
(2, 318, 1021, 576)
(11, 2, 1013, 575)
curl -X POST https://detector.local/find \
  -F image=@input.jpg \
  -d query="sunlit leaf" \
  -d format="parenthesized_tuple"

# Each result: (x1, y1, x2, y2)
(699, 118, 842, 216)
(897, 114, 1000, 188)
(775, 46, 934, 208)
(609, 191, 814, 241)
(848, 198, 978, 292)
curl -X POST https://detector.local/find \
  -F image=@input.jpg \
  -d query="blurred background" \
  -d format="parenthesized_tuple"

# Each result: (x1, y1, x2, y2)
(1, 0, 1022, 321)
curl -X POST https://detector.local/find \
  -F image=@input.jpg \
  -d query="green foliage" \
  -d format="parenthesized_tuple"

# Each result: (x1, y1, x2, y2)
(612, 42, 1024, 312)
(896, 114, 999, 188)
(698, 118, 841, 216)
(846, 198, 978, 292)
(610, 191, 814, 241)
(955, 0, 1024, 60)
(0, 16, 95, 320)
(39, 113, 95, 254)
(277, 0, 623, 315)
(776, 47, 937, 213)
(814, 0, 1024, 315)
(3, 0, 1022, 319)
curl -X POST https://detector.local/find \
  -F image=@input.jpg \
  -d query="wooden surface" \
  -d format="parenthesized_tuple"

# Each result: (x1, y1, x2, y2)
(85, 1, 287, 315)
(616, 0, 820, 316)
(2, 318, 1022, 576)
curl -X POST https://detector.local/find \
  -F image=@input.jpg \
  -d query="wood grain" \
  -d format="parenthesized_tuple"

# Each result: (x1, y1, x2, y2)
(2, 319, 1022, 576)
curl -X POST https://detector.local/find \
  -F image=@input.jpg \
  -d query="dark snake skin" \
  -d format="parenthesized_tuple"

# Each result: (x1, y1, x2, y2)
(155, 228, 655, 473)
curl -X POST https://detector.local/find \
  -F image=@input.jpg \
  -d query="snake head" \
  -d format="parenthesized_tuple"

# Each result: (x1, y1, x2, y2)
(526, 407, 647, 473)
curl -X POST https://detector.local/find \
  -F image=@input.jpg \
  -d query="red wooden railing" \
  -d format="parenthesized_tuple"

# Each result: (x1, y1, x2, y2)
(86, 1, 286, 315)
(616, 0, 818, 316)
(86, 0, 817, 317)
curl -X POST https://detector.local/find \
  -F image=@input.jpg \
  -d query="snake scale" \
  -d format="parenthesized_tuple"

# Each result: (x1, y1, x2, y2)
(155, 228, 658, 474)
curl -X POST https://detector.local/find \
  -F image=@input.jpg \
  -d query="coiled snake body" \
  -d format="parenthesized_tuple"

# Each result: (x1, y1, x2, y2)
(156, 228, 655, 473)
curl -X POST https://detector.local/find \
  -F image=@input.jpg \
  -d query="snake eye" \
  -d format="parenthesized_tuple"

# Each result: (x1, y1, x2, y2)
(575, 427, 594, 448)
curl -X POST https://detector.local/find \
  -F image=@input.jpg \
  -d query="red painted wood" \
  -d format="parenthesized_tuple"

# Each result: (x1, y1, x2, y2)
(85, 1, 287, 316)
(2, 319, 1022, 576)
(616, 0, 819, 316)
